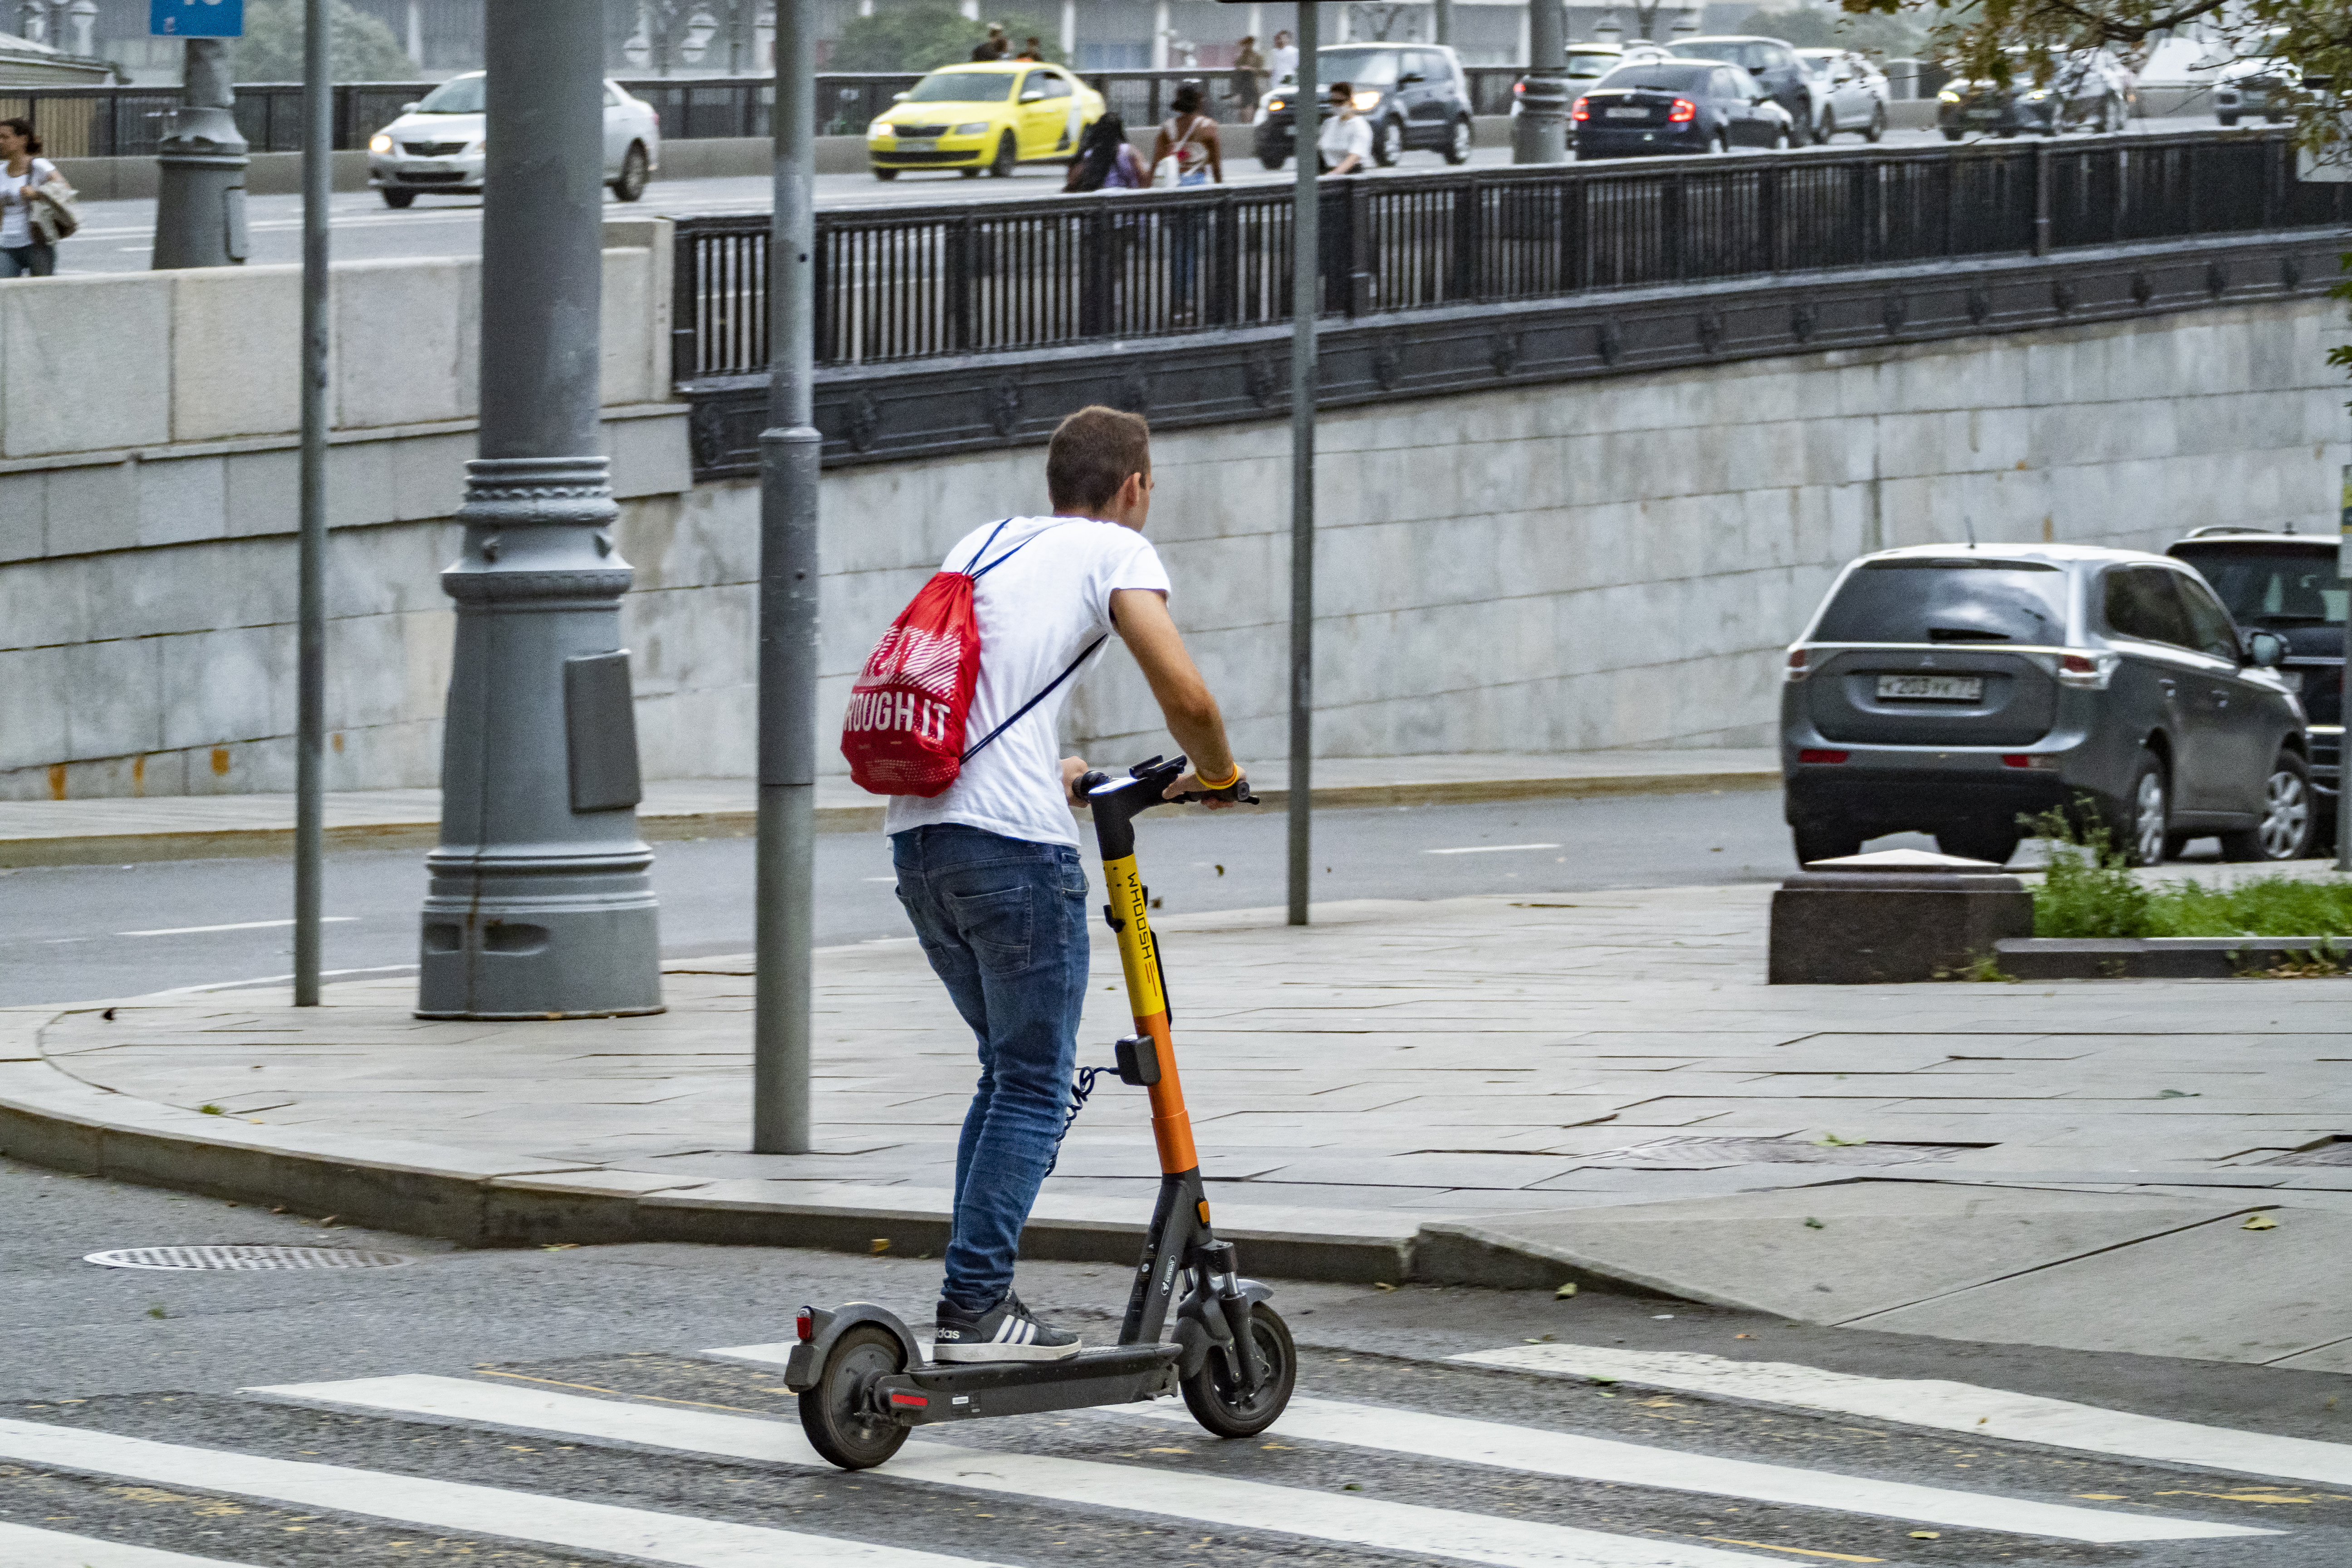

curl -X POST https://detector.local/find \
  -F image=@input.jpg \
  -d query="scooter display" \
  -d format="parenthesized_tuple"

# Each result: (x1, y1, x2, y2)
(783, 755, 1298, 1470)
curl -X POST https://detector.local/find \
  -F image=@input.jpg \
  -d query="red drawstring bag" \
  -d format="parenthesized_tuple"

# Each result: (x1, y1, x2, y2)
(842, 521, 1104, 798)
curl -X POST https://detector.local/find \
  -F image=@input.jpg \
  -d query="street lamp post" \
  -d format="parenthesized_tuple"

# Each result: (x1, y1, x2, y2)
(152, 37, 250, 269)
(417, 0, 665, 1022)
(1513, 0, 1568, 164)
(1286, 3, 1318, 926)
(293, 0, 331, 1008)
(750, 0, 822, 1153)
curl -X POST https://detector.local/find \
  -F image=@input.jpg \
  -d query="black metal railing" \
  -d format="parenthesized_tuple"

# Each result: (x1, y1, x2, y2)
(670, 129, 2346, 382)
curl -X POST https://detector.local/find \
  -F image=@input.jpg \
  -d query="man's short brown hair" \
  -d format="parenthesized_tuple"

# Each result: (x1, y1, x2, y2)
(1047, 406, 1152, 514)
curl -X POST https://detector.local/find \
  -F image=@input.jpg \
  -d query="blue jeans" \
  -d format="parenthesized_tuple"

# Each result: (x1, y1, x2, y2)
(892, 824, 1090, 1312)
(0, 242, 55, 278)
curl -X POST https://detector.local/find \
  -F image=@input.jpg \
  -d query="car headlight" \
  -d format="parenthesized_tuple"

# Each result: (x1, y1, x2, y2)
(369, 133, 392, 153)
(867, 121, 891, 138)
(1265, 96, 1286, 113)
(465, 139, 485, 155)
(1352, 90, 1380, 112)
(953, 121, 990, 136)
(2024, 89, 2049, 101)
(1937, 89, 1960, 102)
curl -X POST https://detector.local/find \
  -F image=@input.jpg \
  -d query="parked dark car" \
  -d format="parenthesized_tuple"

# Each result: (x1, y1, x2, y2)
(1252, 43, 1474, 170)
(1665, 36, 1818, 144)
(1936, 46, 2130, 138)
(1572, 60, 1794, 159)
(1783, 544, 2311, 868)
(2168, 527, 2343, 844)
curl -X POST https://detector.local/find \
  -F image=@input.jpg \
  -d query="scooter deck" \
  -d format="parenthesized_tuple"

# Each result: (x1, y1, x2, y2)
(874, 1343, 1181, 1425)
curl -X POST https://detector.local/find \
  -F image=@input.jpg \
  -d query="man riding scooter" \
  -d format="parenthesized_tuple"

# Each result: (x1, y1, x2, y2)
(882, 406, 1251, 1362)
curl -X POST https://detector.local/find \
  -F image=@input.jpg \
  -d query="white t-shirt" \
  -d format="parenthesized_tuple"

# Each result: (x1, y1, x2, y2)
(1270, 44, 1299, 81)
(882, 515, 1171, 848)
(1319, 112, 1372, 169)
(0, 158, 57, 249)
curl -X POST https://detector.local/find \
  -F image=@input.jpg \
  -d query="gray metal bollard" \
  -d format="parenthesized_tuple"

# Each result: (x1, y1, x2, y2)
(152, 38, 249, 270)
(1769, 851, 2034, 985)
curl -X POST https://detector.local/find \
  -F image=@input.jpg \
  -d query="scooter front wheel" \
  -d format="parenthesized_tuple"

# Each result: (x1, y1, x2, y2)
(1181, 1301, 1297, 1438)
(799, 1324, 911, 1470)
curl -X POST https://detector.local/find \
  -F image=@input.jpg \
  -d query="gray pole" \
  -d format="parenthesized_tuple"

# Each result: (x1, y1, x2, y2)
(418, 1, 665, 1022)
(294, 0, 331, 1007)
(1286, 3, 1318, 928)
(1513, 0, 1568, 163)
(1432, 0, 1452, 45)
(752, 0, 822, 1152)
(152, 37, 250, 270)
(2339, 472, 2350, 871)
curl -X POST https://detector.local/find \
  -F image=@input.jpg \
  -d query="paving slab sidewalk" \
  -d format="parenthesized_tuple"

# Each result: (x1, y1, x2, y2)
(3, 880, 2347, 1369)
(0, 749, 1778, 867)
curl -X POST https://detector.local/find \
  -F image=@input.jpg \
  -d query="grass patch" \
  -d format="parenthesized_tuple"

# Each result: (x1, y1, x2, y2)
(2027, 808, 2352, 939)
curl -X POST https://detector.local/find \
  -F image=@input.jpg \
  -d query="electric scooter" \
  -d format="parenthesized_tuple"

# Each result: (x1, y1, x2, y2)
(783, 755, 1298, 1470)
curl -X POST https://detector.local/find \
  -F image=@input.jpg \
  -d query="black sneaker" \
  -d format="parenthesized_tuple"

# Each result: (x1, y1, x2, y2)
(933, 1289, 1083, 1363)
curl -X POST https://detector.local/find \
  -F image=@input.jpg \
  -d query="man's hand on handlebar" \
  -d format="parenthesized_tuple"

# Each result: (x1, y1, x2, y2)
(1166, 767, 1253, 808)
(1063, 755, 1092, 809)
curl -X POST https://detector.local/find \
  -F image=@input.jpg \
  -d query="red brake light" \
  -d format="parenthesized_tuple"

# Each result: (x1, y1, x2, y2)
(2059, 654, 2095, 675)
(1798, 749, 1849, 765)
(1668, 97, 1697, 122)
(1571, 96, 1589, 121)
(2001, 755, 2033, 769)
(1787, 649, 1808, 672)
(795, 1310, 813, 1343)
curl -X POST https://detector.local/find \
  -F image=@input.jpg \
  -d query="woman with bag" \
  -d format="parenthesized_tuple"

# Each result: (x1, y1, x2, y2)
(0, 119, 70, 278)
(1149, 84, 1221, 321)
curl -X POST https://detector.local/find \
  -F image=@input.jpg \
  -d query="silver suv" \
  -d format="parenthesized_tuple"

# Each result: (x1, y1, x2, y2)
(1782, 544, 2311, 867)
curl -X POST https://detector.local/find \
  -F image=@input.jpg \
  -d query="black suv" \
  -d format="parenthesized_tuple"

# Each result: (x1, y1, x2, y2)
(1665, 37, 1816, 144)
(1253, 44, 1475, 170)
(2168, 527, 2343, 844)
(1783, 544, 2311, 867)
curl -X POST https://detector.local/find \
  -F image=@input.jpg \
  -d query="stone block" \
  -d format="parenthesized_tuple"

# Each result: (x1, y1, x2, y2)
(0, 644, 69, 770)
(0, 470, 43, 561)
(63, 635, 166, 760)
(333, 257, 475, 429)
(172, 265, 303, 442)
(1770, 867, 2034, 984)
(44, 460, 137, 555)
(387, 430, 468, 522)
(136, 453, 228, 547)
(0, 553, 87, 650)
(599, 246, 656, 407)
(225, 447, 300, 538)
(607, 408, 691, 499)
(326, 433, 400, 530)
(1, 275, 172, 458)
(160, 623, 288, 750)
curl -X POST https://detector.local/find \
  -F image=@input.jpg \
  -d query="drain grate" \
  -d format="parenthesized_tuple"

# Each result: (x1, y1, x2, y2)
(2259, 1139, 2352, 1167)
(83, 1245, 414, 1272)
(1578, 1136, 1979, 1170)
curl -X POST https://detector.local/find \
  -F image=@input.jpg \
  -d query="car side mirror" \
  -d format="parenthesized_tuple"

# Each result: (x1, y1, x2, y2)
(1020, 89, 1046, 101)
(1754, 92, 1772, 105)
(1398, 72, 1424, 85)
(401, 100, 420, 113)
(2246, 630, 2287, 668)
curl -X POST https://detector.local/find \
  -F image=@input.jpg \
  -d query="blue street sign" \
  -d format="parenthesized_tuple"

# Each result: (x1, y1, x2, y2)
(152, 0, 244, 38)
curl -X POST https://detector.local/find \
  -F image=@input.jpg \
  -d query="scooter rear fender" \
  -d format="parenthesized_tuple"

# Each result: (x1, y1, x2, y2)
(781, 1301, 921, 1392)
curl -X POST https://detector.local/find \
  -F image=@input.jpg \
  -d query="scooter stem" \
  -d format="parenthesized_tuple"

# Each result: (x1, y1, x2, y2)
(1082, 757, 1201, 1176)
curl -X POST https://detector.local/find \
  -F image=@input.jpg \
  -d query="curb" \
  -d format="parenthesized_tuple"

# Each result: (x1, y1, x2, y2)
(0, 767, 1778, 869)
(0, 1008, 1695, 1298)
(1993, 936, 2352, 979)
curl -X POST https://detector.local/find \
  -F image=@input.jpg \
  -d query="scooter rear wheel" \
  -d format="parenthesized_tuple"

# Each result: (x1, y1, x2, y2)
(799, 1324, 911, 1470)
(1181, 1301, 1297, 1438)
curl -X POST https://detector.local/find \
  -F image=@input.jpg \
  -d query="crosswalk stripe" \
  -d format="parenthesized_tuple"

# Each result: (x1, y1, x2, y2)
(253, 1372, 1801, 1567)
(1455, 1344, 2352, 1489)
(1116, 1395, 2268, 1542)
(0, 1416, 1004, 1568)
(0, 1520, 257, 1568)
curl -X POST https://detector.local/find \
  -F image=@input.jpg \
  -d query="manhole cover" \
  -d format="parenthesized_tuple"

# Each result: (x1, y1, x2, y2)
(2260, 1139, 2352, 1167)
(1579, 1136, 1978, 1170)
(83, 1245, 414, 1272)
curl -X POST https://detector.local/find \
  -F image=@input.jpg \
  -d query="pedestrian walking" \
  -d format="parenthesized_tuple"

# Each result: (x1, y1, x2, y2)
(1231, 34, 1266, 116)
(1063, 110, 1147, 190)
(1015, 34, 1044, 61)
(866, 405, 1250, 1362)
(971, 23, 1009, 61)
(0, 118, 68, 279)
(1318, 81, 1372, 174)
(1152, 83, 1222, 320)
(1269, 29, 1298, 86)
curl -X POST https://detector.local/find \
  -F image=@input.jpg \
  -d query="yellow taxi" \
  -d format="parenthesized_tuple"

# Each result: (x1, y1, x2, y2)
(866, 61, 1106, 180)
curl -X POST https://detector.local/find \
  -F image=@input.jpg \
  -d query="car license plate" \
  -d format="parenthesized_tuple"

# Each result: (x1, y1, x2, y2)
(1877, 674, 1983, 701)
(1605, 107, 1648, 119)
(1965, 109, 2000, 120)
(895, 138, 936, 151)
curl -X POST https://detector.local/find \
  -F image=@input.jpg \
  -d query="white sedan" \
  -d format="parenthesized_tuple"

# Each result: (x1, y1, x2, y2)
(367, 72, 662, 209)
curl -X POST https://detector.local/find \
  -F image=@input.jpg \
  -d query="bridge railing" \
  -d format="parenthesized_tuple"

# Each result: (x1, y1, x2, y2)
(671, 129, 2345, 383)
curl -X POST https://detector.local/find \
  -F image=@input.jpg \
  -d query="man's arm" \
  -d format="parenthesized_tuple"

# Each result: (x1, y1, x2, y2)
(1109, 588, 1242, 804)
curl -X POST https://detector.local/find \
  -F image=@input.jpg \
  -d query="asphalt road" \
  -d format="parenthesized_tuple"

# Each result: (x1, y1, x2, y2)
(5, 1152, 2349, 1567)
(0, 788, 1837, 1008)
(55, 116, 2234, 274)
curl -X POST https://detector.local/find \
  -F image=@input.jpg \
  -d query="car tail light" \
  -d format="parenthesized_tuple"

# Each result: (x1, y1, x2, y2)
(2002, 753, 2061, 771)
(1798, 749, 1848, 764)
(1571, 96, 1589, 121)
(1784, 648, 1809, 682)
(2056, 651, 2118, 690)
(795, 1309, 814, 1343)
(1668, 98, 1697, 122)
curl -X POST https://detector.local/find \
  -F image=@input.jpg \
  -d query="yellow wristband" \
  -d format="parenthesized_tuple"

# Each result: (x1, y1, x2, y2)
(1194, 762, 1242, 791)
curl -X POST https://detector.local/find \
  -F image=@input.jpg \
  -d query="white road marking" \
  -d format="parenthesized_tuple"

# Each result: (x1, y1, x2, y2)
(254, 1373, 1793, 1567)
(1423, 842, 1563, 855)
(0, 1416, 996, 1568)
(1457, 1343, 2352, 1488)
(119, 917, 357, 937)
(0, 1520, 259, 1567)
(1117, 1395, 2266, 1542)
